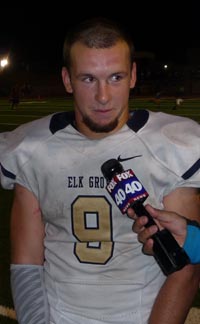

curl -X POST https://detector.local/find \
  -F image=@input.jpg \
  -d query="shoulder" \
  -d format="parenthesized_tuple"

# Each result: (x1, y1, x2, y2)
(147, 110, 199, 137)
(0, 111, 74, 158)
(128, 110, 200, 178)
(128, 109, 200, 143)
(128, 109, 200, 140)
(146, 111, 200, 155)
(0, 111, 74, 189)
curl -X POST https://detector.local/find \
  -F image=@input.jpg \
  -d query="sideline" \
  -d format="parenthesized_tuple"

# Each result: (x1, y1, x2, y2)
(185, 307, 200, 323)
(0, 305, 16, 319)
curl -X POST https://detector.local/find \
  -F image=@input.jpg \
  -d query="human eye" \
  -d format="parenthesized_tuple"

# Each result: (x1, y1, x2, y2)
(110, 73, 124, 82)
(81, 75, 95, 83)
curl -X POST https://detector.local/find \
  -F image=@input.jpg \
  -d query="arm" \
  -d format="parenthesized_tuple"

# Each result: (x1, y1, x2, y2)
(130, 204, 200, 264)
(129, 187, 200, 324)
(10, 183, 49, 324)
(150, 187, 200, 324)
(11, 183, 45, 264)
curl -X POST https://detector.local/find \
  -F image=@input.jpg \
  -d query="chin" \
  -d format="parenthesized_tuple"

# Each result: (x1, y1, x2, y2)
(84, 116, 118, 133)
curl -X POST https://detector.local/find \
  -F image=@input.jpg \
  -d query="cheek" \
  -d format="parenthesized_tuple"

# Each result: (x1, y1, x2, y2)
(113, 86, 130, 101)
(73, 86, 93, 106)
(76, 82, 96, 96)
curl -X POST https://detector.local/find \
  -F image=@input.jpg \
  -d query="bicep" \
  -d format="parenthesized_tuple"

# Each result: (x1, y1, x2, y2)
(163, 187, 200, 223)
(11, 183, 45, 264)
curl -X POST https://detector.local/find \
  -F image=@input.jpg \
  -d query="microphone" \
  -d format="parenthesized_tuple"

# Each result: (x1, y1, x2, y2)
(101, 158, 190, 276)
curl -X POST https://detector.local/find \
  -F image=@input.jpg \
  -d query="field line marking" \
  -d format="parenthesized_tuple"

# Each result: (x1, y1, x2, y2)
(0, 305, 16, 320)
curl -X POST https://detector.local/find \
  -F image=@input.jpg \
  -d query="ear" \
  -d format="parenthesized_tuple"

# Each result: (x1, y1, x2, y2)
(130, 62, 137, 89)
(62, 67, 73, 93)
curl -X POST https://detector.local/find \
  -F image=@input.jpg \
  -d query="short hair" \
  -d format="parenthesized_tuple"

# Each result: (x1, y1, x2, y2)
(63, 17, 135, 70)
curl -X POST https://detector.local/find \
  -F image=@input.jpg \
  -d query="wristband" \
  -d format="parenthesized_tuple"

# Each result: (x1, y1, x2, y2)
(183, 224, 200, 264)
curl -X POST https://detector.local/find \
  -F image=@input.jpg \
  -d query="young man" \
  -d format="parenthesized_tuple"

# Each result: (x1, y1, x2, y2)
(0, 18, 200, 324)
(129, 203, 200, 264)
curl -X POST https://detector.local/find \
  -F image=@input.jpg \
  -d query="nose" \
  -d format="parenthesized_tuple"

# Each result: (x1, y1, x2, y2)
(95, 81, 111, 104)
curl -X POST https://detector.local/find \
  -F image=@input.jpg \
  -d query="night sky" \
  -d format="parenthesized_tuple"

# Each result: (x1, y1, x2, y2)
(0, 3, 199, 70)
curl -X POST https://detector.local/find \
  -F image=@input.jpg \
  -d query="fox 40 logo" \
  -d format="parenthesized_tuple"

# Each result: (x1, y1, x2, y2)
(106, 169, 148, 213)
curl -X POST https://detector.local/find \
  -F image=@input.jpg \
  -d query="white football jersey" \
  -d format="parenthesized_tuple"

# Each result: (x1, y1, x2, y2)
(0, 110, 200, 323)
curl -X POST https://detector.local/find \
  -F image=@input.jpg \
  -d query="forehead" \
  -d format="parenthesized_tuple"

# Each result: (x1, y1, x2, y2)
(70, 40, 131, 72)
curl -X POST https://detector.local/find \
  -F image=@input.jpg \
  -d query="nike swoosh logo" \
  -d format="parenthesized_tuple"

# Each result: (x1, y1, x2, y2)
(117, 155, 142, 162)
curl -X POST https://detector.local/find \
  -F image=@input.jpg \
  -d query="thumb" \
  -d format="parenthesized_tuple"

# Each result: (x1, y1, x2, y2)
(145, 204, 173, 225)
(145, 204, 187, 238)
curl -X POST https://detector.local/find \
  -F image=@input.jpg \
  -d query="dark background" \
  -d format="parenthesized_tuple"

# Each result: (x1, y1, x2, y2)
(0, 2, 199, 69)
(0, 2, 199, 98)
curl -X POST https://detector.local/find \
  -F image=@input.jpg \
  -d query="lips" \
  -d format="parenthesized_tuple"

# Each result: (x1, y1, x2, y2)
(94, 109, 114, 121)
(93, 108, 114, 116)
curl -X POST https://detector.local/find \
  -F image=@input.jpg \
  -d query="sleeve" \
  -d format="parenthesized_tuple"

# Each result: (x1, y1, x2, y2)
(0, 115, 53, 191)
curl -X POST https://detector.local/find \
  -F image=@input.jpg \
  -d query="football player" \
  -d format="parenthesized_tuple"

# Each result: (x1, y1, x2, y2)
(0, 17, 200, 324)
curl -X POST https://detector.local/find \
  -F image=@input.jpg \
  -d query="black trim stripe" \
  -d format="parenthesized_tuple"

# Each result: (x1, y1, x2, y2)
(49, 111, 75, 134)
(0, 163, 16, 179)
(182, 158, 200, 180)
(127, 109, 149, 132)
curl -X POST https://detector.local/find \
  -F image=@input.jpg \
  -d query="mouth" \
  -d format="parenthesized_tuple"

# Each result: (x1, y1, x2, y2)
(94, 108, 114, 115)
(94, 107, 112, 112)
(93, 109, 114, 122)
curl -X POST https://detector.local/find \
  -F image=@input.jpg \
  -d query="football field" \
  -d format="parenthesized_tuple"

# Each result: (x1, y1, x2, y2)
(0, 97, 199, 323)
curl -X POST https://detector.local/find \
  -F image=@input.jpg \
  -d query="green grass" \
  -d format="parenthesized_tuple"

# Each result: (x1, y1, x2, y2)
(0, 97, 199, 323)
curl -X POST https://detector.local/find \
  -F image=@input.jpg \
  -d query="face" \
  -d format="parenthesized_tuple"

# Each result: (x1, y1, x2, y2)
(62, 40, 136, 138)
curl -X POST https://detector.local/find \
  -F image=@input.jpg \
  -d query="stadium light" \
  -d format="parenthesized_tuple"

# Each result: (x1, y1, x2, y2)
(0, 57, 9, 69)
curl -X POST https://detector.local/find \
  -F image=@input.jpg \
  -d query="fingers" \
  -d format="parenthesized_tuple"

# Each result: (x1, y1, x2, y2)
(132, 217, 158, 256)
(145, 204, 187, 236)
(144, 204, 168, 223)
(137, 224, 158, 244)
(126, 208, 137, 220)
(132, 216, 149, 233)
(130, 205, 158, 256)
(142, 239, 154, 255)
(130, 203, 187, 256)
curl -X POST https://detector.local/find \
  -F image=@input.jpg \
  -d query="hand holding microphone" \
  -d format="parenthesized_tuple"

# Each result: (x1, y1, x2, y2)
(101, 158, 190, 275)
